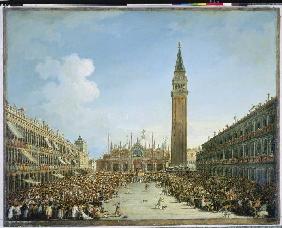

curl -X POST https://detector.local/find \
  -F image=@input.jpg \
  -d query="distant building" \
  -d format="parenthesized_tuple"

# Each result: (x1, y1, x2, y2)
(75, 136, 89, 169)
(96, 140, 170, 173)
(5, 102, 90, 193)
(88, 159, 96, 171)
(186, 147, 200, 170)
(171, 42, 188, 166)
(196, 97, 278, 185)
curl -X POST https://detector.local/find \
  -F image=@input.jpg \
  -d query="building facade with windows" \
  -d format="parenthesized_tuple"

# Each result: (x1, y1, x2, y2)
(88, 159, 96, 171)
(5, 102, 90, 193)
(96, 141, 170, 173)
(196, 97, 278, 185)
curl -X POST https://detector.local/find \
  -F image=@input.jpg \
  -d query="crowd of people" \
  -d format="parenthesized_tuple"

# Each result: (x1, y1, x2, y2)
(145, 171, 277, 218)
(7, 172, 133, 221)
(6, 170, 277, 221)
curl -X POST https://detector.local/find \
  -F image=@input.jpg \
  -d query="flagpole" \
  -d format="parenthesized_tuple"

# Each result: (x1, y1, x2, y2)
(107, 133, 110, 154)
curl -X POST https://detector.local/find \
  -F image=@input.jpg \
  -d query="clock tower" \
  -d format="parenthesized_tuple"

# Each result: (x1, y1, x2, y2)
(171, 42, 188, 166)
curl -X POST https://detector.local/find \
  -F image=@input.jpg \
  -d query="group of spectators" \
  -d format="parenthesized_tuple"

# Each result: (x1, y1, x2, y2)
(6, 172, 133, 221)
(6, 170, 277, 221)
(145, 171, 277, 218)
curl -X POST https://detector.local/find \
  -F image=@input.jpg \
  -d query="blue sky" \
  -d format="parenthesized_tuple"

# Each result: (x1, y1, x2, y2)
(6, 9, 278, 159)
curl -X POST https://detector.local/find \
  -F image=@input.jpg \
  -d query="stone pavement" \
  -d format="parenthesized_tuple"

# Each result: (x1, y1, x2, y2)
(102, 182, 250, 220)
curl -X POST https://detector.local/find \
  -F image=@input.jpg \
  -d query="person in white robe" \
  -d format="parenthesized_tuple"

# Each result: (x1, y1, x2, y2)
(8, 205, 15, 220)
(72, 205, 79, 219)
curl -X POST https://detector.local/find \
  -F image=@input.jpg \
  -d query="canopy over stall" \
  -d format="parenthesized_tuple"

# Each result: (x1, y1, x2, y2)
(64, 159, 71, 165)
(58, 156, 67, 165)
(7, 121, 24, 139)
(52, 141, 59, 150)
(52, 173, 64, 179)
(44, 137, 53, 149)
(23, 178, 40, 185)
(73, 171, 80, 175)
(20, 149, 38, 164)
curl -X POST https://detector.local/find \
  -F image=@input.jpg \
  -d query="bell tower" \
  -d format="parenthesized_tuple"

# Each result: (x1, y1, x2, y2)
(171, 42, 188, 166)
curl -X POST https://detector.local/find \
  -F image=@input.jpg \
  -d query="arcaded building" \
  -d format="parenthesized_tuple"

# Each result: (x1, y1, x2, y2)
(5, 102, 90, 193)
(196, 97, 278, 185)
(171, 42, 188, 166)
(96, 140, 170, 172)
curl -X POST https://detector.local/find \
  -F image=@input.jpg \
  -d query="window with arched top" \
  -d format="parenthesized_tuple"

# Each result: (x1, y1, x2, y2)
(270, 138, 275, 154)
(246, 144, 250, 157)
(263, 139, 268, 154)
(269, 114, 275, 124)
(256, 141, 261, 155)
(234, 148, 238, 159)
(239, 145, 244, 158)
(249, 143, 254, 157)
(256, 121, 261, 130)
(263, 117, 267, 127)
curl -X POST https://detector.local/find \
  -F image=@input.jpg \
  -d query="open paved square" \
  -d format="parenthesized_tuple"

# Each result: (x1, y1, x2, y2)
(102, 182, 251, 220)
(7, 181, 277, 227)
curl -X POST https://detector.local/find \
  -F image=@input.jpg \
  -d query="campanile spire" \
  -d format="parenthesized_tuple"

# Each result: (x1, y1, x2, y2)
(175, 41, 185, 72)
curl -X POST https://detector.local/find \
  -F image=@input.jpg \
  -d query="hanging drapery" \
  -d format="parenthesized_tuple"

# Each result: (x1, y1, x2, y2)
(44, 137, 53, 149)
(20, 149, 37, 164)
(52, 141, 59, 150)
(23, 178, 40, 185)
(7, 121, 24, 139)
(51, 173, 64, 179)
(58, 156, 67, 165)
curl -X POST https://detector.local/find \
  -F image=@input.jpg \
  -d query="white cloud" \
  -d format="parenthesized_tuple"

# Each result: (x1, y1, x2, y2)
(36, 53, 99, 103)
(34, 54, 101, 152)
(33, 53, 172, 158)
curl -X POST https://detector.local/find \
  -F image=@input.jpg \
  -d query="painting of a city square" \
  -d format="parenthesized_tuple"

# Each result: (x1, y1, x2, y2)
(3, 7, 280, 226)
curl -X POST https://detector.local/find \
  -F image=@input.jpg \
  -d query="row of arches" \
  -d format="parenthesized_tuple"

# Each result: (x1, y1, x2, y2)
(197, 136, 274, 163)
(207, 166, 275, 185)
(102, 162, 165, 172)
(203, 108, 276, 150)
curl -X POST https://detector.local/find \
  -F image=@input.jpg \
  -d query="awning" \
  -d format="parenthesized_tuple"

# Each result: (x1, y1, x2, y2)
(52, 173, 64, 179)
(7, 121, 24, 139)
(58, 156, 66, 165)
(64, 158, 71, 165)
(44, 137, 53, 149)
(68, 147, 75, 156)
(52, 141, 59, 150)
(23, 178, 40, 185)
(21, 149, 37, 164)
(72, 159, 78, 165)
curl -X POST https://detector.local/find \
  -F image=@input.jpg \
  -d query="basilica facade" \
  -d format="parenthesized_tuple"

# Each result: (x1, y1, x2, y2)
(96, 141, 170, 173)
